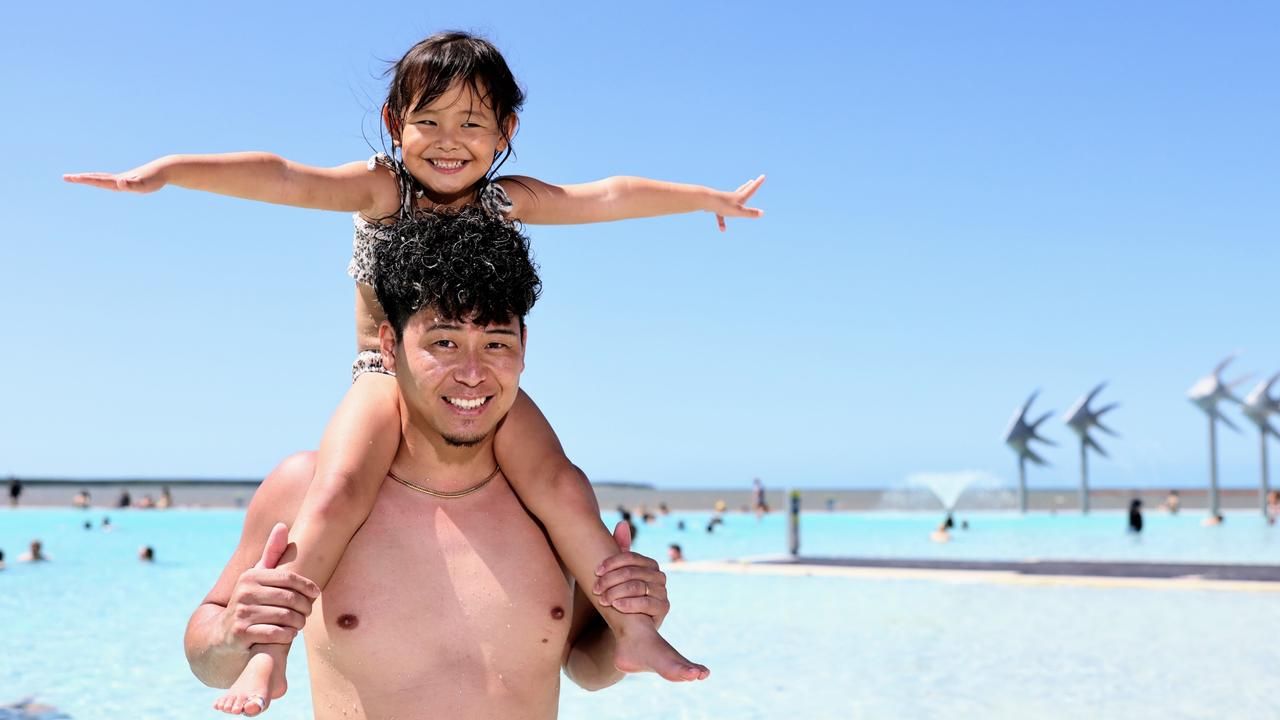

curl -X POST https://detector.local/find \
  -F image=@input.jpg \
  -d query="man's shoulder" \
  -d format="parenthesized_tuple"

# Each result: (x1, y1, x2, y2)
(246, 451, 315, 526)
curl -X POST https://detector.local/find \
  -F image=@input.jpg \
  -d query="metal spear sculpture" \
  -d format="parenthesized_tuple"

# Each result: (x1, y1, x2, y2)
(1187, 355, 1247, 517)
(1241, 373, 1280, 516)
(1003, 391, 1055, 514)
(1063, 383, 1118, 514)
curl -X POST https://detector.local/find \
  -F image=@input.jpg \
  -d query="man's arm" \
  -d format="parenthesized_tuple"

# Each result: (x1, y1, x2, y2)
(562, 523, 672, 691)
(184, 452, 319, 687)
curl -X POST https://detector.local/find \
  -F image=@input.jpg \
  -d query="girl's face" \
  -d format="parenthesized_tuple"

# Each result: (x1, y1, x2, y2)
(395, 79, 513, 207)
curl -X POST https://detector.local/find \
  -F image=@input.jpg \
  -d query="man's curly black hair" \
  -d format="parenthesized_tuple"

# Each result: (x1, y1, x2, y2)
(372, 206, 541, 339)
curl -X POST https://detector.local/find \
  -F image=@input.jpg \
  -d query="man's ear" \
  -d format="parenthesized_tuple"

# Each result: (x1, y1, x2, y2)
(378, 322, 399, 374)
(518, 324, 527, 371)
(382, 105, 401, 146)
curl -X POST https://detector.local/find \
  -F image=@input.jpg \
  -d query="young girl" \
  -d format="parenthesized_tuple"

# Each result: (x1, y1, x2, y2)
(66, 31, 763, 716)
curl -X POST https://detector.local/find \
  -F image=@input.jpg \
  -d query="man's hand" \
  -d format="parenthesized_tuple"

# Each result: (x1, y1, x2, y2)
(591, 521, 670, 628)
(218, 523, 320, 651)
(63, 158, 172, 193)
(711, 174, 765, 232)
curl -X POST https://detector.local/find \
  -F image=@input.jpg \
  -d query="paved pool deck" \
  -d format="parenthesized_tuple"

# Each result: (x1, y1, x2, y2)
(672, 555, 1280, 592)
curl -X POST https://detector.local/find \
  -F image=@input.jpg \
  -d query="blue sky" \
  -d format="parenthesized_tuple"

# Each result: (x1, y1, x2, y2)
(3, 2, 1278, 490)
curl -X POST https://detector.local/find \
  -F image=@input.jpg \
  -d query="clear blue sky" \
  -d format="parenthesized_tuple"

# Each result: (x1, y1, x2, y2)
(3, 2, 1278, 490)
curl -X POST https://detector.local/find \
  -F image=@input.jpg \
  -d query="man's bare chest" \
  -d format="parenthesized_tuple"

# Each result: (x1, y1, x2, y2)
(306, 482, 574, 687)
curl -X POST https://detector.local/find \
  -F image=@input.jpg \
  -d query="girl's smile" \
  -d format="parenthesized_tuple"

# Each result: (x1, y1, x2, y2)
(396, 80, 513, 206)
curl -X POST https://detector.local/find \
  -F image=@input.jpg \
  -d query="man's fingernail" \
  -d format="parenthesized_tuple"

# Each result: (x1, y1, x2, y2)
(595, 565, 604, 576)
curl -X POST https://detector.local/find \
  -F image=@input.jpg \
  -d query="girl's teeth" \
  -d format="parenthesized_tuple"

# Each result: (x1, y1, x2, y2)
(432, 160, 465, 169)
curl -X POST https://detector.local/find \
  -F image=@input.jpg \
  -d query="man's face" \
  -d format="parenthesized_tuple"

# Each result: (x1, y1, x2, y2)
(382, 307, 525, 447)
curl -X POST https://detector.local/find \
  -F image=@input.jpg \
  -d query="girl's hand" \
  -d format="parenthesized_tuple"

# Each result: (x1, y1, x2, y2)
(63, 159, 171, 193)
(712, 174, 766, 232)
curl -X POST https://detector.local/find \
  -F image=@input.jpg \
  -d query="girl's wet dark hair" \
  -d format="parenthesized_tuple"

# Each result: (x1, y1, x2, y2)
(383, 31, 525, 182)
(372, 206, 541, 339)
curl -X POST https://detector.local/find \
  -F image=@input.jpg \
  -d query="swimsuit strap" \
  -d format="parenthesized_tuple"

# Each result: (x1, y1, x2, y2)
(477, 179, 515, 220)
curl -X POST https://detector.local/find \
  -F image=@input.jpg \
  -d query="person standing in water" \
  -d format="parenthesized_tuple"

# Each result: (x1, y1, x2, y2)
(1128, 499, 1143, 533)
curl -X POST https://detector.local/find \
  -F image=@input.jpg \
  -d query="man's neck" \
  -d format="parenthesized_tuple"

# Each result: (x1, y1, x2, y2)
(393, 408, 499, 493)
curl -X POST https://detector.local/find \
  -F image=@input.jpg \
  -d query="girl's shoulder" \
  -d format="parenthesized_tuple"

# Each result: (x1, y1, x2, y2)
(359, 153, 413, 224)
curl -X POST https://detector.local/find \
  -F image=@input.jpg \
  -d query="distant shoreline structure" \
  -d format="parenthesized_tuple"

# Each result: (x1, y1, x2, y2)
(5, 477, 1267, 512)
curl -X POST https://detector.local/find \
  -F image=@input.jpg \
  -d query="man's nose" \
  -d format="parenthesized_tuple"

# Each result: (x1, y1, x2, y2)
(453, 349, 485, 386)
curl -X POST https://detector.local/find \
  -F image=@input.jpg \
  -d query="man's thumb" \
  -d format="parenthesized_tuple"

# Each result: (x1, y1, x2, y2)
(612, 520, 632, 553)
(257, 522, 290, 569)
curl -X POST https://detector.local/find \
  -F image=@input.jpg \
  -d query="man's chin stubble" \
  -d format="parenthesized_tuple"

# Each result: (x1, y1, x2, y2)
(442, 433, 488, 448)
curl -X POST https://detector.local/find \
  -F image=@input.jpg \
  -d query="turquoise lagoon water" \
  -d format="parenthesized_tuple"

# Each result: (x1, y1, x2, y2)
(3, 509, 1279, 718)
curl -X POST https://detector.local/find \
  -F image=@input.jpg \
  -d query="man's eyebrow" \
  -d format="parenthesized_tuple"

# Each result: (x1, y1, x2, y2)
(426, 323, 463, 332)
(484, 328, 520, 337)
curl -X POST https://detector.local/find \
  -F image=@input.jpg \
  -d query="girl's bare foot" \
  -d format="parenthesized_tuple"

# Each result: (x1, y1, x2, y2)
(213, 646, 289, 716)
(613, 622, 709, 682)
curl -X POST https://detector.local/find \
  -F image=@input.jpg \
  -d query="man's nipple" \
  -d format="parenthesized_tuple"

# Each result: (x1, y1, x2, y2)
(550, 606, 565, 620)
(337, 613, 360, 630)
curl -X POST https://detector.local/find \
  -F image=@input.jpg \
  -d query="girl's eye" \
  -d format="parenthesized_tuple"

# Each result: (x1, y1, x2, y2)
(462, 123, 482, 129)
(415, 120, 437, 126)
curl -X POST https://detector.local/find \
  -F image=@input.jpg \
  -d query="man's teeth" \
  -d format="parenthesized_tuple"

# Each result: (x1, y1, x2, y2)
(447, 397, 487, 409)
(431, 159, 466, 169)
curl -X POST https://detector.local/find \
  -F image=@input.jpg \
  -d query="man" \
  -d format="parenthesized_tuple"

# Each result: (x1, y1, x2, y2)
(184, 208, 672, 719)
(18, 540, 47, 562)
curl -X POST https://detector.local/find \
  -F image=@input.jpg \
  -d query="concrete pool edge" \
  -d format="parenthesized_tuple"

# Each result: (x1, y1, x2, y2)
(670, 556, 1280, 593)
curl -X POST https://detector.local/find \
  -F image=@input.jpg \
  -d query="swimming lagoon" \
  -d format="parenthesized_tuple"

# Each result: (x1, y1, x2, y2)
(3, 508, 1278, 718)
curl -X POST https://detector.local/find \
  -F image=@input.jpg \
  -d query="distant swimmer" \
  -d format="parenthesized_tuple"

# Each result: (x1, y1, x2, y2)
(1127, 499, 1143, 533)
(1267, 490, 1280, 526)
(930, 520, 951, 544)
(0, 550, 6, 570)
(1201, 513, 1225, 526)
(73, 489, 90, 509)
(8, 477, 21, 508)
(668, 544, 684, 563)
(139, 545, 155, 562)
(1163, 490, 1180, 514)
(18, 539, 47, 562)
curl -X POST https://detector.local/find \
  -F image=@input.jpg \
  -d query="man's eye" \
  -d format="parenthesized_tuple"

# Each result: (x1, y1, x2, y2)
(433, 340, 456, 348)
(486, 342, 508, 350)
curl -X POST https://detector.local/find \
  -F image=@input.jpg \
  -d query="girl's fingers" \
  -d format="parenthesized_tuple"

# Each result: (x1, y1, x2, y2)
(717, 214, 727, 232)
(63, 173, 119, 189)
(737, 175, 766, 202)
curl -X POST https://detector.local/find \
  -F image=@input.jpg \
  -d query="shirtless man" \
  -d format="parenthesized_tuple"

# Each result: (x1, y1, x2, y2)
(184, 208, 674, 718)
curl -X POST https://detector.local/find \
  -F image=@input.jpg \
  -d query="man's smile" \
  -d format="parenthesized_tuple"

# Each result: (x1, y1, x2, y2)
(444, 395, 491, 414)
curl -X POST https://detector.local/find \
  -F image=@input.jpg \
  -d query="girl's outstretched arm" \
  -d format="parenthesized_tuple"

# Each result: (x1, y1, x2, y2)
(64, 153, 396, 214)
(498, 174, 765, 231)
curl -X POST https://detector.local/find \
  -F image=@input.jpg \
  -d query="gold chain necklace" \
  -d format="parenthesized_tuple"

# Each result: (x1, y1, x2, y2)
(387, 465, 501, 499)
